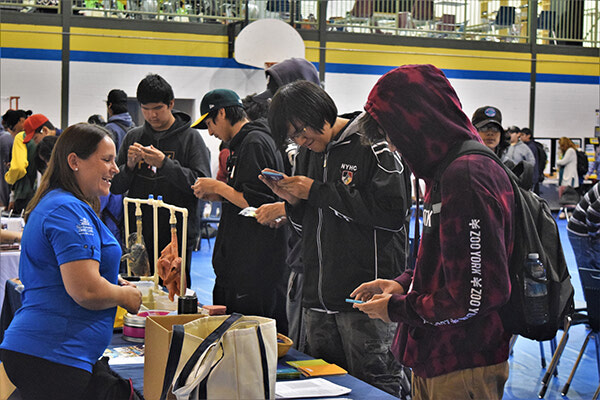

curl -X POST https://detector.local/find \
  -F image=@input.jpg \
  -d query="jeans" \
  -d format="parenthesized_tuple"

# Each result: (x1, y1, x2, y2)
(567, 231, 600, 271)
(303, 308, 411, 398)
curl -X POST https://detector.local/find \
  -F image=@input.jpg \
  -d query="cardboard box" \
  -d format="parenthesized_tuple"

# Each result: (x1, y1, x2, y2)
(144, 314, 206, 400)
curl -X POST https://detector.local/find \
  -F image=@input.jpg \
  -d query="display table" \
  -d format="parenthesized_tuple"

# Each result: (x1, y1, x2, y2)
(0, 217, 24, 233)
(0, 250, 19, 308)
(109, 335, 398, 399)
(0, 279, 398, 399)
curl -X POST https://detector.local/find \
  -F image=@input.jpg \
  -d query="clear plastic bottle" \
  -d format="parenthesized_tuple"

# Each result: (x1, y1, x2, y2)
(523, 253, 549, 325)
(203, 202, 212, 218)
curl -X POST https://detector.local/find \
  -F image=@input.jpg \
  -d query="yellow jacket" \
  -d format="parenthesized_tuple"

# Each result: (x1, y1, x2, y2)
(4, 132, 28, 185)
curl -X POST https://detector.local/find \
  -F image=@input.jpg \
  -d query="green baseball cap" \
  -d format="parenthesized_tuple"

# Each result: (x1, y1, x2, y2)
(191, 89, 243, 129)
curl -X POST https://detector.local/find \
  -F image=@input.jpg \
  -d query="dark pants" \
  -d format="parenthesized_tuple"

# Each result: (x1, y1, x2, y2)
(0, 349, 91, 400)
(286, 270, 306, 351)
(213, 282, 288, 334)
(303, 308, 411, 398)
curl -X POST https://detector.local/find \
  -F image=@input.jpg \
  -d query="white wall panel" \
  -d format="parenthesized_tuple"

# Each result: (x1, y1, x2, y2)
(1, 59, 62, 125)
(535, 82, 599, 138)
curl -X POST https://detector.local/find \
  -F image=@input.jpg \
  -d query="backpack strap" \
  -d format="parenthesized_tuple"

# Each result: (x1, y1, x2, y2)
(111, 119, 131, 132)
(434, 141, 502, 182)
(428, 140, 519, 233)
(410, 179, 420, 269)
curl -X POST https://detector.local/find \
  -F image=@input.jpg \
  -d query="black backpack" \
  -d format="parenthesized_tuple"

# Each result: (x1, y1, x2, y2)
(431, 140, 574, 341)
(576, 150, 589, 177)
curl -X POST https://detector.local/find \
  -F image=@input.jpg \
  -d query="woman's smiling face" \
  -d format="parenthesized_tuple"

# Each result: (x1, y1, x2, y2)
(73, 136, 119, 198)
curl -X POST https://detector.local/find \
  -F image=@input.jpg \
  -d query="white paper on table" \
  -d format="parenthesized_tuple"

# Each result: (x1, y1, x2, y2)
(275, 378, 351, 398)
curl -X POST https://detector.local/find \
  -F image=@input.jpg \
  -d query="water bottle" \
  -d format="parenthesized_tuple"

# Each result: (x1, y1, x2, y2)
(523, 253, 549, 325)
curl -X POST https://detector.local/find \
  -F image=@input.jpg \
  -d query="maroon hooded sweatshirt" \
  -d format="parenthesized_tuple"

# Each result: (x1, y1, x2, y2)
(365, 64, 515, 378)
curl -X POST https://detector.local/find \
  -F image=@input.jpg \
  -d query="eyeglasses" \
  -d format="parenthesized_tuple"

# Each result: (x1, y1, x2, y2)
(478, 125, 500, 134)
(288, 125, 307, 141)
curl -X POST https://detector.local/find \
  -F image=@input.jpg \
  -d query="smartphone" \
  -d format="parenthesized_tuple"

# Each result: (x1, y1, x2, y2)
(262, 170, 284, 181)
(345, 298, 364, 304)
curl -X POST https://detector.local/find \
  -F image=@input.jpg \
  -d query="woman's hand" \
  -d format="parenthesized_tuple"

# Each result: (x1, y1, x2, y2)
(120, 285, 142, 314)
(118, 276, 136, 287)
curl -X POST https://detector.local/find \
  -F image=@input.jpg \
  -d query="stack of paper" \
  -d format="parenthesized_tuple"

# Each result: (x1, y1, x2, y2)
(286, 359, 347, 377)
(275, 378, 351, 399)
(102, 344, 144, 365)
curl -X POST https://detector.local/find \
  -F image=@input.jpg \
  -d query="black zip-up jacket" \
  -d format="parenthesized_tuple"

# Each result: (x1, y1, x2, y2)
(286, 112, 409, 312)
(212, 119, 287, 290)
(111, 111, 211, 262)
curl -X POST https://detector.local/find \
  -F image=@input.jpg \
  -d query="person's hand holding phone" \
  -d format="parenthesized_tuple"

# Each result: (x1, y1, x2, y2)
(261, 170, 284, 181)
(259, 169, 299, 205)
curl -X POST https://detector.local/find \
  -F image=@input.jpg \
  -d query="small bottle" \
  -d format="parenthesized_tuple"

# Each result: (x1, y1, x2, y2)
(523, 253, 549, 325)
(203, 203, 211, 218)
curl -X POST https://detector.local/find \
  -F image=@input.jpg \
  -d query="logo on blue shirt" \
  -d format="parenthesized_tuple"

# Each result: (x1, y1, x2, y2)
(77, 218, 95, 236)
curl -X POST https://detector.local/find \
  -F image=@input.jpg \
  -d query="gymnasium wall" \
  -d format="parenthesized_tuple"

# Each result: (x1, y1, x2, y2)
(1, 18, 598, 175)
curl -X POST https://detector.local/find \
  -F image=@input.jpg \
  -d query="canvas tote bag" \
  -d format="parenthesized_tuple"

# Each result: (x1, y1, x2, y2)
(160, 313, 277, 400)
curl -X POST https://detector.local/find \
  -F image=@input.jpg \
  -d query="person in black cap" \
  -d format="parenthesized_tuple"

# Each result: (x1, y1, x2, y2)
(105, 89, 135, 152)
(472, 106, 534, 190)
(111, 74, 211, 286)
(191, 89, 288, 334)
(471, 106, 509, 158)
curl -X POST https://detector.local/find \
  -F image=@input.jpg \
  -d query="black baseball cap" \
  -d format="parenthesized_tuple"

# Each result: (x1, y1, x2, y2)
(106, 89, 128, 104)
(471, 106, 504, 133)
(191, 89, 243, 129)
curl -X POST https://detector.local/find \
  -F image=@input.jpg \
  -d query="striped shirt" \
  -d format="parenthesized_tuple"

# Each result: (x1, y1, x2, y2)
(567, 183, 600, 237)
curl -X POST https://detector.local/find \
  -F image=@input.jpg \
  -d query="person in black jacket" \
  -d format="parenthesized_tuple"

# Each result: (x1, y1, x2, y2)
(263, 81, 410, 397)
(191, 89, 288, 333)
(111, 74, 211, 287)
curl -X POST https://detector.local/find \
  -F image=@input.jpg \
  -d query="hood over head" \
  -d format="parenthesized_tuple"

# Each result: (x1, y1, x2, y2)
(253, 58, 320, 102)
(364, 64, 480, 179)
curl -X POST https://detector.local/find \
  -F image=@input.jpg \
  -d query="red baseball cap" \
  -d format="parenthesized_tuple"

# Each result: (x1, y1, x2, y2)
(23, 114, 49, 143)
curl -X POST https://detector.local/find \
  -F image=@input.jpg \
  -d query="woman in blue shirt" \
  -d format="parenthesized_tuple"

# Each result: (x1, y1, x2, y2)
(0, 123, 142, 400)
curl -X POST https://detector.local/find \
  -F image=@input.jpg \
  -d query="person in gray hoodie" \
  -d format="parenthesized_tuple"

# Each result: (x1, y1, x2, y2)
(504, 125, 535, 172)
(105, 89, 135, 153)
(111, 74, 211, 287)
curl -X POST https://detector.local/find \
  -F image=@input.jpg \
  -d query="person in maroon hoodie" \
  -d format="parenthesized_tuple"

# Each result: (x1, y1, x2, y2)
(351, 64, 515, 400)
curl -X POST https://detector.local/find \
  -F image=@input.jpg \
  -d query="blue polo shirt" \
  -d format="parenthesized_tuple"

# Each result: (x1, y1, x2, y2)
(1, 189, 121, 372)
